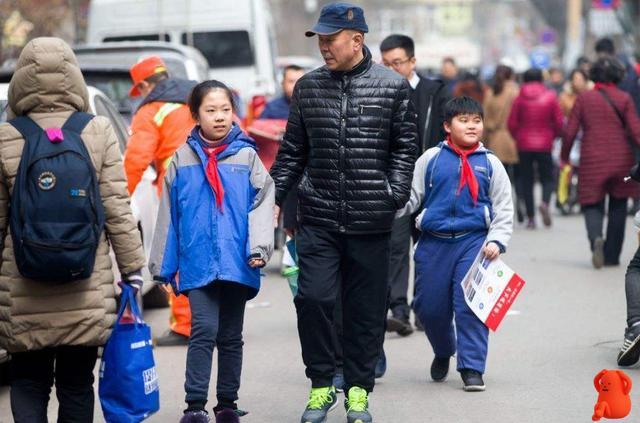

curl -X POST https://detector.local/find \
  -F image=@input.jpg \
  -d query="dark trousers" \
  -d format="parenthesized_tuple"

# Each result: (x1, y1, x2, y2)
(626, 246, 640, 327)
(185, 282, 247, 406)
(388, 216, 412, 320)
(518, 151, 554, 218)
(583, 196, 628, 265)
(295, 225, 390, 392)
(333, 279, 344, 371)
(10, 345, 98, 423)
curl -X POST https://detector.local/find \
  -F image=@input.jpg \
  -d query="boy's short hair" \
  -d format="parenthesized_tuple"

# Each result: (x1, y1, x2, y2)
(444, 96, 483, 123)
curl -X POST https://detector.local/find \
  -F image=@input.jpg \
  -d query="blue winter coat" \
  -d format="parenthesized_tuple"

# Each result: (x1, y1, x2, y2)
(149, 125, 275, 298)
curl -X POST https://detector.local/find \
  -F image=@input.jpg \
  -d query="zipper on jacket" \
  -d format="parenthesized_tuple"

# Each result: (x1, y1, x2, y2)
(450, 157, 462, 233)
(339, 76, 349, 231)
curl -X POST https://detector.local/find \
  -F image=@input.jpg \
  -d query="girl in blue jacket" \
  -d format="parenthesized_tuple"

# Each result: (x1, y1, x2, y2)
(149, 80, 275, 423)
(398, 96, 513, 392)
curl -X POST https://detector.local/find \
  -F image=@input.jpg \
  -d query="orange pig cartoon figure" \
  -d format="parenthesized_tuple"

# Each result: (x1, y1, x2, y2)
(592, 369, 632, 421)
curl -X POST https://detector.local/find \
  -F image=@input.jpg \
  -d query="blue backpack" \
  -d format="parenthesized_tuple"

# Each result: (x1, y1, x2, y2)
(8, 112, 105, 282)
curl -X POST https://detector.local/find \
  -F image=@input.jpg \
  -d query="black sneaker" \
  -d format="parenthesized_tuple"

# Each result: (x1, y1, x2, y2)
(332, 371, 345, 393)
(430, 356, 450, 382)
(180, 410, 210, 423)
(618, 325, 640, 367)
(386, 315, 414, 337)
(460, 369, 485, 392)
(155, 329, 189, 346)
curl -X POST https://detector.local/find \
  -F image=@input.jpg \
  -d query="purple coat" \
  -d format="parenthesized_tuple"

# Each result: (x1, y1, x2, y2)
(562, 86, 640, 205)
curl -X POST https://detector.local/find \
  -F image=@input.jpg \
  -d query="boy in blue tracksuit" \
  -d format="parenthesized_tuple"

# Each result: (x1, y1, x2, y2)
(398, 96, 513, 392)
(149, 80, 274, 423)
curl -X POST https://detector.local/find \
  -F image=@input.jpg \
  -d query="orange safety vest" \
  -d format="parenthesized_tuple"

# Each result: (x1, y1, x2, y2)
(125, 101, 195, 195)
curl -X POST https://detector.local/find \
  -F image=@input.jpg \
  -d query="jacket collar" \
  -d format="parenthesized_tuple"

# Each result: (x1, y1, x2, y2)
(330, 45, 372, 80)
(187, 124, 257, 166)
(439, 140, 488, 155)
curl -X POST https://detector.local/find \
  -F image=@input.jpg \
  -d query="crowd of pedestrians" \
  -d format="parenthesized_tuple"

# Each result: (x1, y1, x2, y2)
(2, 2, 640, 423)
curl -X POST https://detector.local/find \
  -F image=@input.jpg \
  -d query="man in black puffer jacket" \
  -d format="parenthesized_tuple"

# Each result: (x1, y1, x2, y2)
(270, 4, 417, 422)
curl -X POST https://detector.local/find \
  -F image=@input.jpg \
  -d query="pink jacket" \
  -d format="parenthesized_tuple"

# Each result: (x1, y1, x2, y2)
(507, 82, 563, 153)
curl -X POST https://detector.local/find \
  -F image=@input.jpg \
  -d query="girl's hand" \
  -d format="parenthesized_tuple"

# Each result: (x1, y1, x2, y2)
(249, 258, 266, 268)
(483, 242, 501, 261)
(160, 284, 173, 294)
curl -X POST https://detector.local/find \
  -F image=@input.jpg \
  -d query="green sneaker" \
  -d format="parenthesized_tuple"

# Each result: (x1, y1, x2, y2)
(345, 387, 372, 423)
(300, 386, 337, 423)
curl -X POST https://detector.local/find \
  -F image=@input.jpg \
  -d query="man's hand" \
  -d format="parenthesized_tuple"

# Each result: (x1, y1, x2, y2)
(483, 242, 501, 261)
(274, 205, 281, 228)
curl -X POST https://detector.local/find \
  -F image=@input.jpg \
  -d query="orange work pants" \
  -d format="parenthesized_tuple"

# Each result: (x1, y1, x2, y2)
(169, 280, 191, 336)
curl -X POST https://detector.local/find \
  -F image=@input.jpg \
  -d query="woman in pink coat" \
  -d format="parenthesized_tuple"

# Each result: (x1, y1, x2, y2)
(562, 57, 640, 268)
(508, 68, 563, 229)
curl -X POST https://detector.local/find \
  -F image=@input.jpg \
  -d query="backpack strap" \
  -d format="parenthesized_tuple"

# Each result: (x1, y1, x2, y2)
(62, 112, 94, 134)
(8, 116, 42, 140)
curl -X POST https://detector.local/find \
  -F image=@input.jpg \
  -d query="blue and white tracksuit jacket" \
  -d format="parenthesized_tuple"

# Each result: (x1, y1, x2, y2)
(397, 141, 513, 373)
(148, 125, 275, 299)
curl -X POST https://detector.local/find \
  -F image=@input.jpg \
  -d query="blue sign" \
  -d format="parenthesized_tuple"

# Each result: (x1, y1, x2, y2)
(530, 50, 551, 70)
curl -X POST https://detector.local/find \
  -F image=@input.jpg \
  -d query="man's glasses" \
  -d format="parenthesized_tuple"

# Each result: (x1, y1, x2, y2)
(382, 57, 413, 69)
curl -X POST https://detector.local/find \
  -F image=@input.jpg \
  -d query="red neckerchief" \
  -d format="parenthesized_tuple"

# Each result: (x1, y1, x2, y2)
(447, 136, 480, 204)
(202, 142, 230, 211)
(594, 82, 615, 90)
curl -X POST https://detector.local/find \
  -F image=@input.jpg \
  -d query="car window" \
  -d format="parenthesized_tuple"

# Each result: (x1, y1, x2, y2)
(0, 100, 8, 123)
(182, 31, 253, 68)
(94, 95, 129, 154)
(103, 34, 170, 42)
(82, 71, 137, 120)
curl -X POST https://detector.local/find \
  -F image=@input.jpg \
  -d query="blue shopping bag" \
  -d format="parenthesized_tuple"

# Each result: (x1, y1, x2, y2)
(99, 284, 160, 423)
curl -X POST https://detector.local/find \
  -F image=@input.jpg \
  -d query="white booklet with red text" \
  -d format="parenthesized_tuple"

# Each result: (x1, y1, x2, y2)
(461, 249, 525, 331)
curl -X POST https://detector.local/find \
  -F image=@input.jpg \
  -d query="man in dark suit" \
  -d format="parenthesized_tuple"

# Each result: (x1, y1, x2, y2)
(380, 34, 450, 335)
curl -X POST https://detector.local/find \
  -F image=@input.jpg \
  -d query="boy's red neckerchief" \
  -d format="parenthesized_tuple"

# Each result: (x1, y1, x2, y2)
(447, 136, 480, 205)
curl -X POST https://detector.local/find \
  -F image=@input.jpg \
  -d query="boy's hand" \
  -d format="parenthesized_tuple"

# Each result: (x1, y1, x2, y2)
(249, 258, 266, 268)
(483, 242, 501, 261)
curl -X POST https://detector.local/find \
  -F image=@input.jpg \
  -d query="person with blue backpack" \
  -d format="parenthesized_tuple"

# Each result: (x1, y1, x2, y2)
(397, 96, 513, 392)
(0, 37, 146, 422)
(149, 80, 275, 423)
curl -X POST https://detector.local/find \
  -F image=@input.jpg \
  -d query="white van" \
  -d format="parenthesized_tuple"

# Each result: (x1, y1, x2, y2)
(87, 0, 278, 115)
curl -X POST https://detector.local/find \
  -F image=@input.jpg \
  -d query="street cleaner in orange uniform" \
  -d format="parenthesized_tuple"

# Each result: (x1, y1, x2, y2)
(125, 56, 196, 346)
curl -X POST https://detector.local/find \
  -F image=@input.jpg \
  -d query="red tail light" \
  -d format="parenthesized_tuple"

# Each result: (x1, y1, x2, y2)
(245, 95, 267, 126)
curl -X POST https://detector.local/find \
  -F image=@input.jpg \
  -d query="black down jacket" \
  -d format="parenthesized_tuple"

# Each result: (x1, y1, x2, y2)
(270, 46, 418, 234)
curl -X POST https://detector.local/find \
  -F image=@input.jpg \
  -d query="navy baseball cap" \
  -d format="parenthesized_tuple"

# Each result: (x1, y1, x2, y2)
(305, 2, 369, 37)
